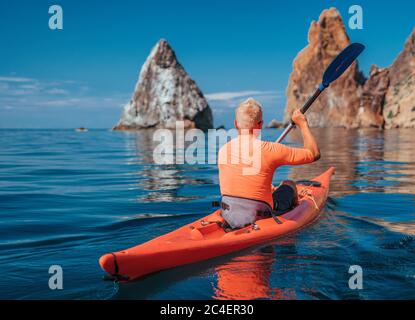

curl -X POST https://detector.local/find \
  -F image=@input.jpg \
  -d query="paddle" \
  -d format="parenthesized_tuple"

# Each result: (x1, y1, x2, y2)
(276, 42, 365, 143)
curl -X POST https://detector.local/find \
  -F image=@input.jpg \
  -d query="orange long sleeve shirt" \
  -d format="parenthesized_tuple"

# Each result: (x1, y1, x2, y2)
(218, 135, 315, 207)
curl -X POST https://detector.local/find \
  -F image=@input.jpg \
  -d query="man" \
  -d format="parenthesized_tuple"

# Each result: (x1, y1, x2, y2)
(218, 98, 320, 229)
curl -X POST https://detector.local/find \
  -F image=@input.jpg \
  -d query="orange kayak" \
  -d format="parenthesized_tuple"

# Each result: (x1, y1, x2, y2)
(99, 167, 335, 281)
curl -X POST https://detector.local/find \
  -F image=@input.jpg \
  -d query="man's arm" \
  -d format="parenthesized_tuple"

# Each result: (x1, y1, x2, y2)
(291, 109, 320, 161)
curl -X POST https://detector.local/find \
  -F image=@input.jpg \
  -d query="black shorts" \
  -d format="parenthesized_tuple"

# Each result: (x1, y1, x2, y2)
(272, 184, 296, 216)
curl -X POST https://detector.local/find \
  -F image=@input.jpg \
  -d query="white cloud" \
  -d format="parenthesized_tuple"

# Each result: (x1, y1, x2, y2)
(0, 74, 129, 110)
(47, 88, 68, 95)
(32, 97, 126, 108)
(35, 98, 81, 107)
(0, 76, 35, 83)
(205, 90, 284, 109)
(205, 90, 272, 101)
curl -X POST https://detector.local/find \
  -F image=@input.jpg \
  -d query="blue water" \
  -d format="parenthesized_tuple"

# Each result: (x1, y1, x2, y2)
(1, 128, 414, 299)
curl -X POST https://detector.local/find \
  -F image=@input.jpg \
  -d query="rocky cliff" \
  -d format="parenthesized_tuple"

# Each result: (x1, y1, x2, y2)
(356, 65, 389, 128)
(383, 30, 415, 128)
(284, 8, 415, 129)
(284, 8, 366, 128)
(114, 39, 213, 131)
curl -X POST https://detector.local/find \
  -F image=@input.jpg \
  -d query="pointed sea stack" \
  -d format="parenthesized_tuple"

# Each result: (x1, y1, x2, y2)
(114, 39, 213, 130)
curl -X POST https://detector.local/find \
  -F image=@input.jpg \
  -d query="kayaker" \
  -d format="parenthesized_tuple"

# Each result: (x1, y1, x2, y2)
(218, 98, 320, 229)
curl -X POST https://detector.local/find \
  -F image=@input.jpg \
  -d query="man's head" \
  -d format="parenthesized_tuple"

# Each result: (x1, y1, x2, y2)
(234, 98, 263, 130)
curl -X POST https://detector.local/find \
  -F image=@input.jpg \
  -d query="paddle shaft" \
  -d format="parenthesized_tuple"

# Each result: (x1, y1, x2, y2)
(276, 85, 324, 143)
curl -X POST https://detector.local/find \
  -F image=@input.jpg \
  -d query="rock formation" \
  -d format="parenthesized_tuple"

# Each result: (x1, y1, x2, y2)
(266, 119, 284, 128)
(284, 8, 366, 128)
(284, 8, 415, 129)
(383, 29, 415, 128)
(356, 65, 389, 128)
(114, 39, 213, 131)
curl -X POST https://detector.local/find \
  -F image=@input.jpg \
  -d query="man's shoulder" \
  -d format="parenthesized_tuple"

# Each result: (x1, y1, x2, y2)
(219, 137, 282, 152)
(259, 140, 282, 151)
(218, 139, 233, 158)
(219, 137, 238, 150)
(218, 140, 230, 152)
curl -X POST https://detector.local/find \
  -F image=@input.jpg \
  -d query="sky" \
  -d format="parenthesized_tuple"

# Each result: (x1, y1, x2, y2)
(0, 0, 414, 128)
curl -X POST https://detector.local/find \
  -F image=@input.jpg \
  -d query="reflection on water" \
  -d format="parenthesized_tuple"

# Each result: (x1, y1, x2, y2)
(214, 248, 276, 300)
(213, 245, 300, 300)
(124, 130, 214, 202)
(287, 128, 415, 196)
(126, 128, 415, 202)
(338, 213, 415, 237)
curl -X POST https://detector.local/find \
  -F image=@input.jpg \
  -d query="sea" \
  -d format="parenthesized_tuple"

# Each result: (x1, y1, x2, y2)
(0, 128, 414, 299)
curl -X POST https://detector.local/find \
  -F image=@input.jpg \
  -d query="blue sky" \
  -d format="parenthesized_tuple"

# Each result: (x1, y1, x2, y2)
(0, 0, 414, 128)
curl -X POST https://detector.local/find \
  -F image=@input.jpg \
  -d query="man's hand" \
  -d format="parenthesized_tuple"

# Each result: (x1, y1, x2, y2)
(291, 109, 308, 128)
(291, 109, 320, 161)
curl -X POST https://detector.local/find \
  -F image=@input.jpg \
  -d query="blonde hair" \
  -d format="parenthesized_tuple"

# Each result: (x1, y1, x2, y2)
(235, 98, 263, 129)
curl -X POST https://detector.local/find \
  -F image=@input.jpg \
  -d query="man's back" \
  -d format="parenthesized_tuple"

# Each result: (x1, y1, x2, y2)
(218, 135, 315, 207)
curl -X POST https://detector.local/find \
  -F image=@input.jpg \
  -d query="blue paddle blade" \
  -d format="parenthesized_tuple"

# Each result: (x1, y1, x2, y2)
(322, 43, 365, 87)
